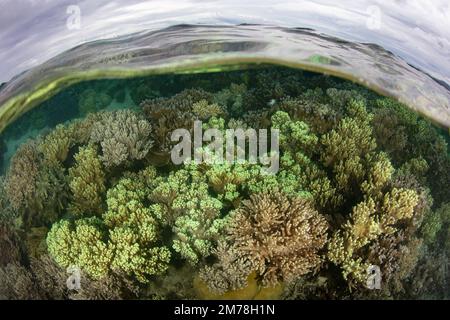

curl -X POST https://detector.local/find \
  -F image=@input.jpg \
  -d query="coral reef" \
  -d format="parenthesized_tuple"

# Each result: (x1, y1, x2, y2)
(1, 66, 449, 300)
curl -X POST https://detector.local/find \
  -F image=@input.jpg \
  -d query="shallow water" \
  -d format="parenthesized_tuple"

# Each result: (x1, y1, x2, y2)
(0, 1, 449, 301)
(0, 66, 449, 300)
(1, 24, 450, 135)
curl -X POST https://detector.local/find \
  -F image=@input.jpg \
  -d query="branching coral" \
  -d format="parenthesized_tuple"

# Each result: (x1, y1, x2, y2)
(198, 241, 253, 294)
(0, 177, 16, 223)
(366, 232, 423, 296)
(68, 145, 106, 217)
(321, 99, 376, 169)
(0, 262, 41, 299)
(48, 167, 171, 283)
(192, 99, 225, 120)
(372, 98, 450, 206)
(227, 192, 328, 287)
(46, 217, 112, 279)
(271, 111, 318, 155)
(104, 170, 171, 282)
(38, 125, 72, 166)
(141, 88, 212, 152)
(327, 188, 419, 286)
(4, 139, 68, 227)
(4, 141, 40, 211)
(149, 168, 227, 264)
(0, 223, 23, 266)
(270, 111, 341, 211)
(278, 93, 340, 134)
(90, 110, 153, 167)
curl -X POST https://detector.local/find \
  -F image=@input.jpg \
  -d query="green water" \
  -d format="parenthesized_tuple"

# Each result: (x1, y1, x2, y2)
(0, 65, 449, 300)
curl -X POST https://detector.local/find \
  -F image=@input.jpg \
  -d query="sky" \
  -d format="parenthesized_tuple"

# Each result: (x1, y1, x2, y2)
(0, 0, 449, 84)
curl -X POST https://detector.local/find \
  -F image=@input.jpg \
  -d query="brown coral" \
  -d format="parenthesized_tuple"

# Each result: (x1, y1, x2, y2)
(227, 192, 328, 287)
(4, 141, 40, 211)
(90, 109, 153, 167)
(141, 88, 212, 152)
(198, 241, 253, 294)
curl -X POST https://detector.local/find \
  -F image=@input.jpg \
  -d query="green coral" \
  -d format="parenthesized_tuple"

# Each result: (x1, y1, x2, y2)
(48, 167, 171, 282)
(68, 145, 106, 217)
(46, 218, 112, 279)
(327, 188, 419, 285)
(150, 167, 227, 264)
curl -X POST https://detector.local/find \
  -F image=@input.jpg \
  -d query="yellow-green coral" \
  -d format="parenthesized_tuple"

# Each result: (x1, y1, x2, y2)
(150, 167, 227, 264)
(48, 167, 171, 282)
(68, 145, 106, 217)
(327, 188, 419, 285)
(46, 218, 112, 279)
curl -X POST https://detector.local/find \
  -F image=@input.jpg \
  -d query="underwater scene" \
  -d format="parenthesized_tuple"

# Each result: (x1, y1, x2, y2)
(0, 1, 449, 302)
(0, 66, 449, 300)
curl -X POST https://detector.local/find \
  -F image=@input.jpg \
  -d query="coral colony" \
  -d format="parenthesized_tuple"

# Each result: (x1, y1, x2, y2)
(0, 67, 449, 299)
(170, 120, 280, 174)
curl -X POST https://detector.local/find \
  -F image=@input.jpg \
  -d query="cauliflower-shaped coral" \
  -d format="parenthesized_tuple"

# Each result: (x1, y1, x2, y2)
(48, 167, 171, 283)
(150, 168, 227, 264)
(46, 218, 112, 279)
